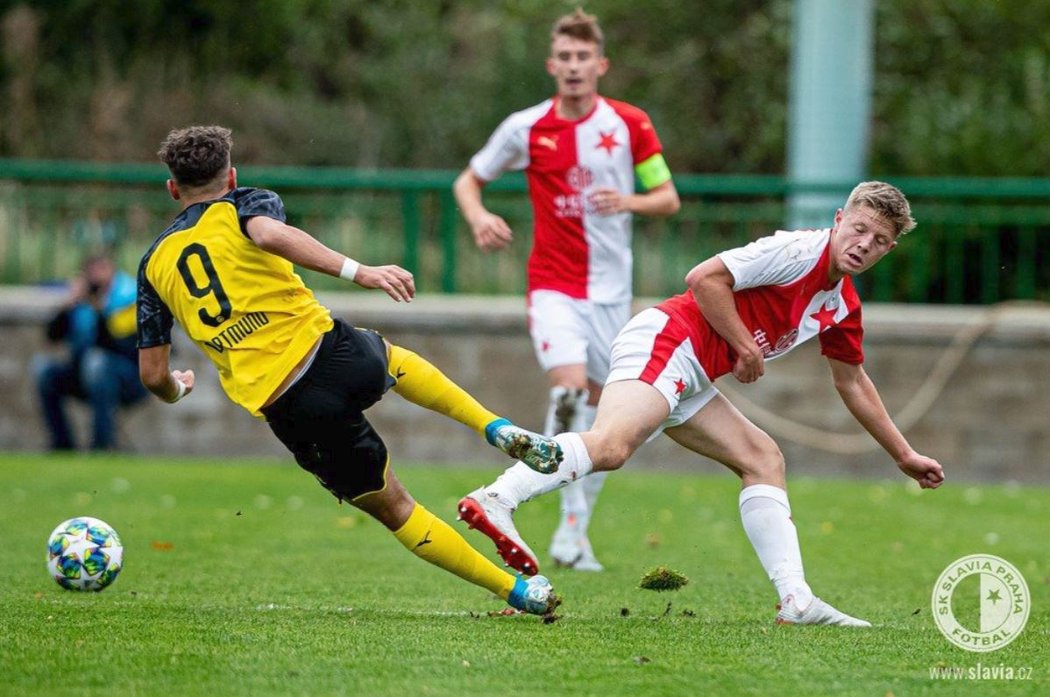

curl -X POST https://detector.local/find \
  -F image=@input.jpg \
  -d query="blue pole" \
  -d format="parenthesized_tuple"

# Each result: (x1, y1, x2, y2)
(787, 0, 874, 228)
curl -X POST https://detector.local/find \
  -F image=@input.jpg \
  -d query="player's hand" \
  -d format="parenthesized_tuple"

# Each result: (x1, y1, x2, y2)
(172, 369, 195, 397)
(898, 452, 945, 489)
(731, 347, 765, 383)
(589, 187, 631, 215)
(354, 264, 416, 303)
(469, 212, 513, 252)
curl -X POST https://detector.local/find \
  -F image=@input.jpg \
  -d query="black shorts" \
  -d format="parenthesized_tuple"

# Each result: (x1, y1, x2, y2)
(261, 319, 396, 502)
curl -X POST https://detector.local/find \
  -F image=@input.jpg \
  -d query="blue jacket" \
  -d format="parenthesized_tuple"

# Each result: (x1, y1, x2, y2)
(47, 271, 139, 363)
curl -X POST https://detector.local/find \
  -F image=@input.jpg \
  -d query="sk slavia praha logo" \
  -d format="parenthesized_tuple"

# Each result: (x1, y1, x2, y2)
(932, 554, 1030, 652)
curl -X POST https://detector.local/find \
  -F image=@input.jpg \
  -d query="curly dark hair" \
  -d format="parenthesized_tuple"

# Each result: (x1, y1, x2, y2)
(157, 125, 232, 188)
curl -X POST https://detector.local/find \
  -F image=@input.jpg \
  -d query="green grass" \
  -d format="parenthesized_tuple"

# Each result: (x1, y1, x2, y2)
(1, 453, 1047, 696)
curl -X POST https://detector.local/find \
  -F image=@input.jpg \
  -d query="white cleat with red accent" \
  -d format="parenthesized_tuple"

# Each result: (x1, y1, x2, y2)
(457, 488, 540, 576)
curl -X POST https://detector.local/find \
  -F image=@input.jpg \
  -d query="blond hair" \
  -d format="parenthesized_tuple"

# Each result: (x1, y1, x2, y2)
(552, 8, 604, 54)
(844, 181, 916, 236)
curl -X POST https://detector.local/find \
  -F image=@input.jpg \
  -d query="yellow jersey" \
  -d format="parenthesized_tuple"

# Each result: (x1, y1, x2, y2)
(137, 187, 334, 416)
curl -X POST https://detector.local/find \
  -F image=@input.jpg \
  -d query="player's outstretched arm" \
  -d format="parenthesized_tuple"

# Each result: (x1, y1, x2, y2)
(686, 258, 765, 383)
(247, 215, 414, 302)
(827, 358, 945, 489)
(453, 167, 513, 252)
(139, 345, 195, 404)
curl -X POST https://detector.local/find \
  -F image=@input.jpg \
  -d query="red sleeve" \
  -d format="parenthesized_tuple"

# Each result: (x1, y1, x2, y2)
(819, 306, 865, 364)
(605, 98, 663, 164)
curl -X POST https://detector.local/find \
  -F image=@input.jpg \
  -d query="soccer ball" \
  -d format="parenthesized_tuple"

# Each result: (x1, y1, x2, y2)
(46, 516, 123, 591)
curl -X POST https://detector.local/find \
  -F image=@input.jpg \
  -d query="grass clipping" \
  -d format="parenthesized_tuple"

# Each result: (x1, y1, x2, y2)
(639, 566, 690, 592)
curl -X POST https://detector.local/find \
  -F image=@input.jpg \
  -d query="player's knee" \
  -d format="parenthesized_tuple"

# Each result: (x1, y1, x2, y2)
(745, 436, 785, 480)
(590, 433, 632, 471)
(355, 480, 415, 531)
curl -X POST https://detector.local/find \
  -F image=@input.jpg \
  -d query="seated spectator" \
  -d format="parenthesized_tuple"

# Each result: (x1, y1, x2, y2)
(32, 253, 146, 451)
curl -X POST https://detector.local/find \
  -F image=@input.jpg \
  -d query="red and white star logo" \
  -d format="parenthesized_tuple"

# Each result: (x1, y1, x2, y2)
(673, 378, 687, 395)
(809, 303, 838, 332)
(596, 131, 619, 155)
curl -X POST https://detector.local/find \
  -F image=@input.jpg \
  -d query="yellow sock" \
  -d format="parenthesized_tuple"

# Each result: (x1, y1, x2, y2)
(393, 503, 516, 600)
(388, 344, 499, 436)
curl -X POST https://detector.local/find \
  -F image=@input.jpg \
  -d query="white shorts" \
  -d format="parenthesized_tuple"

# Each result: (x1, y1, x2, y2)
(606, 307, 720, 439)
(527, 290, 631, 383)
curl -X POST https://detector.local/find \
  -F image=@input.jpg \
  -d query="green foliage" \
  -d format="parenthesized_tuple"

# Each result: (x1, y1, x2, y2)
(872, 0, 1050, 176)
(2, 454, 1048, 695)
(0, 0, 1044, 174)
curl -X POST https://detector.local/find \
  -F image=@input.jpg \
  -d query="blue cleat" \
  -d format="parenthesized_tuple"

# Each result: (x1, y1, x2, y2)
(507, 574, 557, 615)
(485, 419, 563, 474)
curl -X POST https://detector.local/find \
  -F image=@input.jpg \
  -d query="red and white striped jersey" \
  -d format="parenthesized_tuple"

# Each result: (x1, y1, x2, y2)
(470, 96, 666, 303)
(656, 229, 865, 380)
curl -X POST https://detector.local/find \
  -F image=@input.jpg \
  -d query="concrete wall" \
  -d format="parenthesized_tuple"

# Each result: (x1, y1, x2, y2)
(2, 286, 1048, 483)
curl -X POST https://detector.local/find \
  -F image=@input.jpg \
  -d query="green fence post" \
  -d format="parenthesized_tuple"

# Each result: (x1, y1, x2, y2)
(1015, 226, 1036, 299)
(439, 190, 458, 293)
(907, 228, 931, 303)
(40, 211, 56, 282)
(945, 229, 963, 303)
(4, 211, 19, 284)
(658, 216, 681, 298)
(981, 222, 1000, 304)
(401, 191, 420, 275)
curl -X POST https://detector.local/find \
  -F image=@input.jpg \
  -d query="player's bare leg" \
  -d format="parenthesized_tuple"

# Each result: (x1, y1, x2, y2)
(460, 380, 667, 574)
(352, 467, 557, 615)
(665, 395, 870, 627)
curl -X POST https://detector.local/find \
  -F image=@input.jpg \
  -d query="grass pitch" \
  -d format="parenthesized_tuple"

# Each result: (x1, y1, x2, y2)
(1, 453, 1046, 695)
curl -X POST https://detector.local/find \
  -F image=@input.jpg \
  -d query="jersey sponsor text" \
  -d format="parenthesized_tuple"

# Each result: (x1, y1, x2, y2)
(203, 311, 271, 353)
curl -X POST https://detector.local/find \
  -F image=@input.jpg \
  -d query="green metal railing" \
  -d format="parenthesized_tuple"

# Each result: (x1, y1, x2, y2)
(2, 158, 1049, 303)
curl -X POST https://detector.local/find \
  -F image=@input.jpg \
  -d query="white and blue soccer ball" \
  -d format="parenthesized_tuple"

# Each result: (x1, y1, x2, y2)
(46, 516, 123, 591)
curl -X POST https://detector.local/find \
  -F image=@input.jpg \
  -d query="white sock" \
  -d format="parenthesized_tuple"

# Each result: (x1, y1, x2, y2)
(739, 484, 813, 609)
(573, 403, 606, 514)
(556, 397, 595, 525)
(489, 432, 594, 508)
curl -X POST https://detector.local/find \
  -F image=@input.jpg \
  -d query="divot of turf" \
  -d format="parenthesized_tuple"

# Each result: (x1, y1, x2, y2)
(639, 566, 689, 591)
